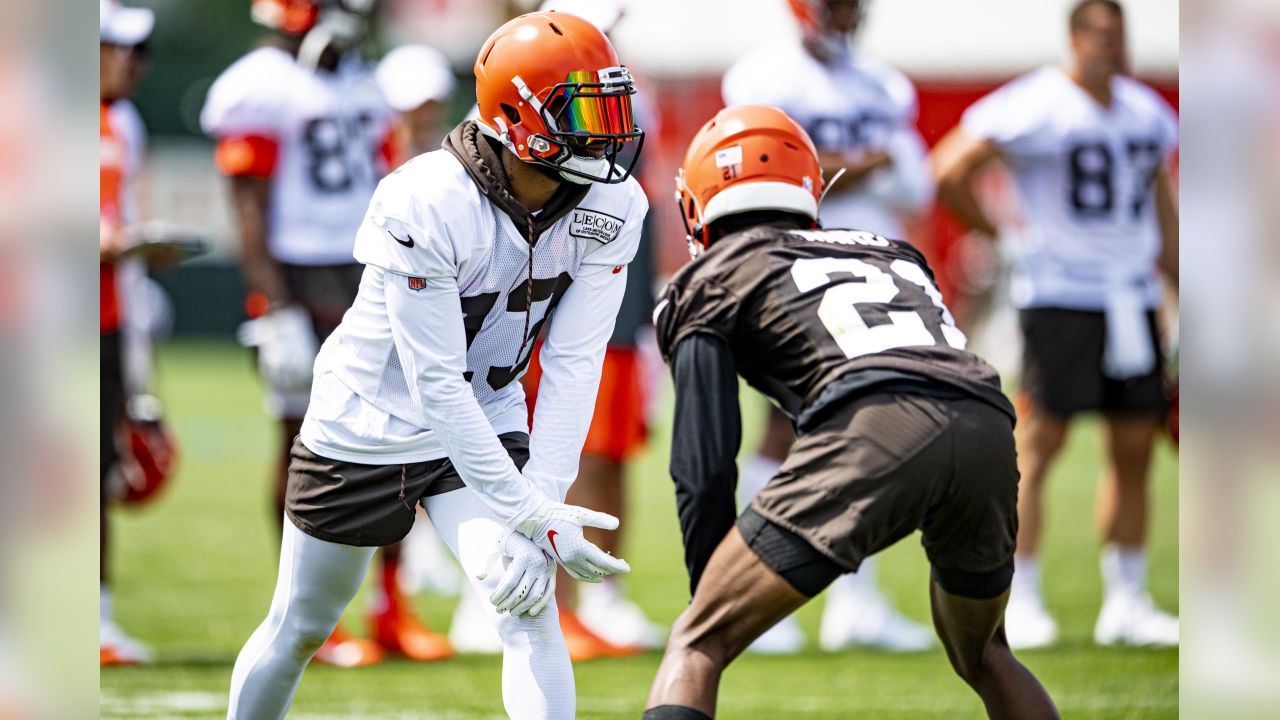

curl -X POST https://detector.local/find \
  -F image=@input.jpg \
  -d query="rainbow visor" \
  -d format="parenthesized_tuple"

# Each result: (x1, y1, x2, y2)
(544, 67, 641, 141)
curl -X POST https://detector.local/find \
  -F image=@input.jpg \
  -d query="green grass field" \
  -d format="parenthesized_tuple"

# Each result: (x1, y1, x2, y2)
(101, 341, 1178, 719)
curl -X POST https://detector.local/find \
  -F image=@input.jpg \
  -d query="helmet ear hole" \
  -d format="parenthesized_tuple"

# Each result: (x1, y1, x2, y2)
(501, 103, 522, 125)
(548, 22, 563, 36)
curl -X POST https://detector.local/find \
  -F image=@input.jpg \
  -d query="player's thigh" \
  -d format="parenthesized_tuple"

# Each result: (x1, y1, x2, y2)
(1019, 308, 1106, 419)
(422, 487, 508, 599)
(750, 392, 952, 573)
(922, 399, 1018, 590)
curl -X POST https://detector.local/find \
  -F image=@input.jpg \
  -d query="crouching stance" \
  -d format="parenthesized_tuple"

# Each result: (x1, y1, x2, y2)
(644, 105, 1058, 720)
(226, 11, 648, 719)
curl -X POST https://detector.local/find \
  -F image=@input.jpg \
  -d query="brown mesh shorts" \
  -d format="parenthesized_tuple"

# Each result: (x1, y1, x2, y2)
(286, 433, 530, 547)
(750, 392, 1018, 576)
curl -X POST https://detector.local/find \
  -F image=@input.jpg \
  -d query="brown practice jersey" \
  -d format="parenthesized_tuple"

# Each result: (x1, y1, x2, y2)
(654, 224, 1014, 430)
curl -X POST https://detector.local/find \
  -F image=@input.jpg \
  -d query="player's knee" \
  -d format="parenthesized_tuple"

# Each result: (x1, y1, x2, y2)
(284, 614, 337, 659)
(496, 605, 562, 648)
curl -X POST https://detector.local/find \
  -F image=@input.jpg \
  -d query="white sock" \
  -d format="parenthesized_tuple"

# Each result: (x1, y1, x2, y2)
(227, 518, 376, 720)
(100, 585, 113, 627)
(1012, 555, 1043, 604)
(1100, 544, 1146, 602)
(426, 489, 575, 719)
(739, 453, 783, 509)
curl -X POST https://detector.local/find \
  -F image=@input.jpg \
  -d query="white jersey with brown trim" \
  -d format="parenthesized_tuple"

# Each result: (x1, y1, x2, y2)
(301, 149, 648, 466)
(962, 65, 1178, 310)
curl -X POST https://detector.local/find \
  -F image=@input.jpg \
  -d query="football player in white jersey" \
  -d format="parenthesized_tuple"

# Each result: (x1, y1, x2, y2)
(719, 0, 935, 654)
(933, 0, 1179, 649)
(225, 11, 645, 719)
(202, 0, 452, 667)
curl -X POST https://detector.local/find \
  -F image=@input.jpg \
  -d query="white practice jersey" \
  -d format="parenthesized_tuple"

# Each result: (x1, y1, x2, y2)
(722, 43, 933, 238)
(201, 46, 390, 266)
(962, 66, 1178, 310)
(302, 149, 648, 526)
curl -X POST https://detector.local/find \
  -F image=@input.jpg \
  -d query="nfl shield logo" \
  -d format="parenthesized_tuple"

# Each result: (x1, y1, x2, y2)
(407, 276, 426, 291)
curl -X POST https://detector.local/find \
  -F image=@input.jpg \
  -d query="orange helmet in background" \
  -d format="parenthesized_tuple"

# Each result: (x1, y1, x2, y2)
(474, 11, 644, 185)
(676, 104, 824, 254)
(252, 0, 378, 67)
(787, 0, 865, 58)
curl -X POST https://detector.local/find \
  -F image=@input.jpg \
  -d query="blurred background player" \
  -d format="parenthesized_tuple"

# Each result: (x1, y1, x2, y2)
(719, 0, 935, 652)
(502, 0, 666, 661)
(99, 0, 156, 666)
(932, 0, 1179, 649)
(200, 0, 452, 666)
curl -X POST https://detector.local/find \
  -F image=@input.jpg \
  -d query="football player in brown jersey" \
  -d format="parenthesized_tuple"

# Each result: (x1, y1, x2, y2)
(643, 105, 1058, 720)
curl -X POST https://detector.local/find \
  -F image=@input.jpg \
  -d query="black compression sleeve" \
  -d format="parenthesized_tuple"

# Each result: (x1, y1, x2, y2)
(669, 332, 741, 597)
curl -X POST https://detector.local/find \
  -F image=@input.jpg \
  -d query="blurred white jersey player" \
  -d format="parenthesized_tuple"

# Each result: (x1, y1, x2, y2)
(201, 0, 455, 667)
(720, 0, 935, 653)
(934, 0, 1179, 649)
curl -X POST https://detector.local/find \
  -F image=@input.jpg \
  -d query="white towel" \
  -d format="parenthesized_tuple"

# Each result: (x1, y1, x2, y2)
(1102, 279, 1156, 379)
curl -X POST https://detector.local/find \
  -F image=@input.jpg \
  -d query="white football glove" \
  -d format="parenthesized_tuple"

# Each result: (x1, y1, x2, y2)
(481, 527, 555, 617)
(237, 305, 319, 394)
(478, 530, 556, 617)
(515, 502, 631, 583)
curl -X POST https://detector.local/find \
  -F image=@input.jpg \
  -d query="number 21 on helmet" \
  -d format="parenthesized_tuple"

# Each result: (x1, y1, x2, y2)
(676, 104, 825, 257)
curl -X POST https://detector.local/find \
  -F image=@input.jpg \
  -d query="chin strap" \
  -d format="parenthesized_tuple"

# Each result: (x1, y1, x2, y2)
(818, 167, 847, 207)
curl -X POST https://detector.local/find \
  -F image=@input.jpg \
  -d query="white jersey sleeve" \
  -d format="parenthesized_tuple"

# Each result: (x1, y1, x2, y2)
(351, 160, 477, 280)
(960, 70, 1055, 156)
(200, 47, 293, 138)
(856, 60, 933, 214)
(523, 182, 648, 500)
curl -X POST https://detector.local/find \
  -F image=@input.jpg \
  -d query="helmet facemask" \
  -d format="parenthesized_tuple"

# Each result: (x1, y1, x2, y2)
(511, 66, 644, 185)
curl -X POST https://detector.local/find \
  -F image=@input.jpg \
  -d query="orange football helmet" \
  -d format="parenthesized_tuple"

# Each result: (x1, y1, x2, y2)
(474, 11, 644, 185)
(788, 0, 865, 56)
(676, 104, 824, 255)
(252, 0, 377, 66)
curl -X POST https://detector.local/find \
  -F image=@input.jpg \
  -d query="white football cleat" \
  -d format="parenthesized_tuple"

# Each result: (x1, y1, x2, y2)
(448, 590, 502, 654)
(819, 593, 934, 652)
(1003, 592, 1059, 650)
(100, 620, 152, 664)
(577, 581, 665, 649)
(1094, 593, 1179, 647)
(746, 615, 805, 654)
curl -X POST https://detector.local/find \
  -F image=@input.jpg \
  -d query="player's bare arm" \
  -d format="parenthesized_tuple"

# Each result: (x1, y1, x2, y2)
(818, 149, 893, 196)
(228, 175, 289, 306)
(1154, 165, 1178, 291)
(932, 128, 1001, 237)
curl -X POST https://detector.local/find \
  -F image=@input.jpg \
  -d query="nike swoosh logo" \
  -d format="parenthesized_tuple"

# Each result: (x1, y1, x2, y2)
(547, 530, 562, 561)
(389, 230, 415, 248)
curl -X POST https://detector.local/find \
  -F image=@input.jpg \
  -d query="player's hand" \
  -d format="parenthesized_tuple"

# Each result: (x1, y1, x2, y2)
(478, 530, 556, 617)
(237, 305, 319, 393)
(516, 502, 631, 583)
